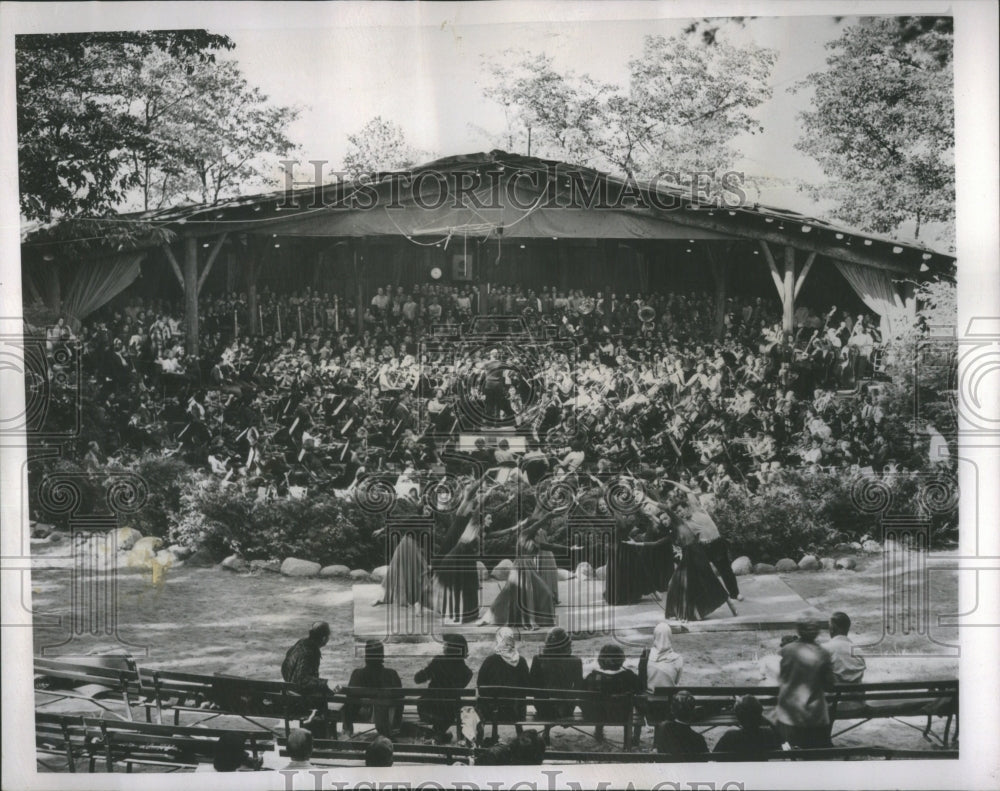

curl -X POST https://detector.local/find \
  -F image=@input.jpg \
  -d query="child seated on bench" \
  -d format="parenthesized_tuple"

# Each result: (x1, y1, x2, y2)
(582, 643, 641, 742)
(414, 634, 472, 744)
(341, 641, 403, 737)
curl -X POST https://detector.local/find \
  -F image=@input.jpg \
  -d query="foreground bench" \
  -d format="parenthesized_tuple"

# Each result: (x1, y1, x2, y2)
(640, 679, 958, 747)
(328, 686, 478, 738)
(80, 717, 275, 773)
(34, 656, 141, 721)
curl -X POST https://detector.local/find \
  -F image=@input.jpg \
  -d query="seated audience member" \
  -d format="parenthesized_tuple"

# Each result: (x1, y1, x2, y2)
(582, 643, 641, 742)
(282, 729, 315, 770)
(365, 736, 394, 767)
(639, 622, 684, 726)
(477, 628, 531, 735)
(529, 627, 584, 743)
(414, 633, 473, 744)
(713, 695, 782, 758)
(823, 611, 866, 684)
(475, 729, 546, 766)
(654, 691, 708, 758)
(771, 618, 835, 748)
(200, 732, 260, 772)
(282, 621, 332, 736)
(342, 640, 403, 737)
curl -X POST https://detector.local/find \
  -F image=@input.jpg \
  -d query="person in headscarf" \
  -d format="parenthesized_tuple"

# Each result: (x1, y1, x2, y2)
(414, 634, 473, 744)
(581, 643, 641, 742)
(476, 627, 531, 739)
(341, 640, 403, 737)
(637, 621, 684, 730)
(373, 529, 430, 608)
(529, 627, 583, 744)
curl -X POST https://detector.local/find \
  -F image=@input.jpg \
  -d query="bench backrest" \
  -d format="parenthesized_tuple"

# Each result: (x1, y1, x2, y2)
(34, 656, 140, 693)
(478, 685, 634, 723)
(208, 673, 306, 718)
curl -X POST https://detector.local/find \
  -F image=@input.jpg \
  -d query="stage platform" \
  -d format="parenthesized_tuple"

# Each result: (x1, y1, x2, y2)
(351, 573, 823, 645)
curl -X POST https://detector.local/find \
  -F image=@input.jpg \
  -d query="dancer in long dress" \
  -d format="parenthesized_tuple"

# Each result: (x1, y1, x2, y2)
(663, 497, 730, 621)
(373, 529, 430, 608)
(483, 510, 577, 628)
(434, 473, 494, 624)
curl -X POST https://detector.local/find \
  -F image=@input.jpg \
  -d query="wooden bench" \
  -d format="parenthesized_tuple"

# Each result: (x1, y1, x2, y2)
(35, 712, 89, 773)
(640, 679, 958, 747)
(135, 668, 309, 735)
(34, 656, 141, 721)
(477, 686, 636, 750)
(278, 737, 475, 766)
(80, 716, 275, 773)
(328, 686, 478, 738)
(541, 746, 958, 763)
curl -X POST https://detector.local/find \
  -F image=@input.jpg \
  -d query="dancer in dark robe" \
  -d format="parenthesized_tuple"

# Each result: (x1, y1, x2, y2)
(663, 506, 730, 622)
(434, 473, 491, 624)
(373, 529, 430, 608)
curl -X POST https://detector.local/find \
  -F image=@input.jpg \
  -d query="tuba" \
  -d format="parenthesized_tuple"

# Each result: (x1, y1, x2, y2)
(578, 297, 595, 314)
(638, 305, 656, 324)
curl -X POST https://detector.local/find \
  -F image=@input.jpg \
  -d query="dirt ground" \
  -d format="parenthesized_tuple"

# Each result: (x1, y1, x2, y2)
(30, 546, 960, 758)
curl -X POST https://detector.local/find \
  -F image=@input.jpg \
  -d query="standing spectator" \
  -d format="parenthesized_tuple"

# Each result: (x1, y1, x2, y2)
(771, 618, 836, 748)
(713, 695, 782, 757)
(823, 611, 866, 684)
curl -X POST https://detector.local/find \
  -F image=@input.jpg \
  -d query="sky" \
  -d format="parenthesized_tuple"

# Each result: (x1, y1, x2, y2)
(221, 13, 854, 214)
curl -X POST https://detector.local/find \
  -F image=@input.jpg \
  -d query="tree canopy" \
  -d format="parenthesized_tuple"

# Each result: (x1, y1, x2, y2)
(342, 116, 421, 180)
(480, 32, 777, 183)
(792, 17, 954, 247)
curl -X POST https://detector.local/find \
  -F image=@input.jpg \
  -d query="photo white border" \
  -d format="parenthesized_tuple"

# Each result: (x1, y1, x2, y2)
(1, 2, 997, 789)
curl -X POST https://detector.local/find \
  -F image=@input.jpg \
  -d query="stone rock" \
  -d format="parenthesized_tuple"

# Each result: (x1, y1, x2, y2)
(849, 541, 863, 551)
(835, 557, 857, 570)
(250, 559, 282, 574)
(477, 561, 489, 581)
(492, 559, 514, 581)
(115, 527, 143, 551)
(820, 558, 836, 570)
(168, 544, 192, 560)
(185, 548, 217, 567)
(349, 569, 370, 582)
(862, 540, 882, 554)
(754, 562, 777, 575)
(575, 561, 594, 579)
(834, 543, 857, 555)
(30, 536, 53, 547)
(49, 532, 62, 542)
(595, 564, 607, 581)
(775, 558, 798, 573)
(731, 556, 753, 576)
(798, 555, 820, 571)
(126, 537, 163, 567)
(371, 565, 389, 583)
(281, 557, 322, 578)
(557, 567, 573, 581)
(221, 554, 249, 573)
(154, 549, 177, 566)
(31, 522, 54, 539)
(319, 564, 351, 579)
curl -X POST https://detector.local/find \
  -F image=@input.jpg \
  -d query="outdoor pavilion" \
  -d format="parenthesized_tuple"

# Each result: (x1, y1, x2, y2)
(20, 151, 955, 355)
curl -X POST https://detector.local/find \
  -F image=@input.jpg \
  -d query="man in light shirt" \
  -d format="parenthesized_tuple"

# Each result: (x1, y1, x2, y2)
(823, 611, 866, 684)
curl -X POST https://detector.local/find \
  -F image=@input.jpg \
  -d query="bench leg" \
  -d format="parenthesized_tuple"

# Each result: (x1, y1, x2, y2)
(624, 720, 633, 751)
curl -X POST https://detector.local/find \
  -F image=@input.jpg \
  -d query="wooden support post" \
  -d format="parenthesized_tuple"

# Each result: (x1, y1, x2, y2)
(162, 245, 184, 290)
(197, 233, 228, 295)
(706, 245, 728, 341)
(246, 241, 260, 335)
(793, 251, 817, 300)
(355, 239, 365, 335)
(759, 241, 783, 299)
(184, 236, 199, 357)
(782, 245, 796, 336)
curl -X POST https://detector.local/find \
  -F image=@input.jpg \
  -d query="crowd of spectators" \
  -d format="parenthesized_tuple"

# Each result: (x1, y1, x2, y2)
(41, 280, 900, 504)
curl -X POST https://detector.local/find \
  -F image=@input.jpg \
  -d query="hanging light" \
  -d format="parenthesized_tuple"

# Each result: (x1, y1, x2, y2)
(835, 233, 844, 240)
(801, 225, 811, 233)
(892, 246, 903, 254)
(863, 239, 873, 246)
(922, 253, 932, 260)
